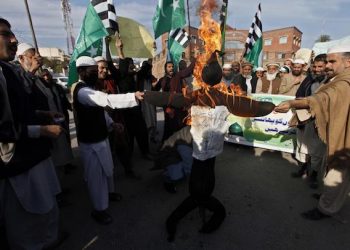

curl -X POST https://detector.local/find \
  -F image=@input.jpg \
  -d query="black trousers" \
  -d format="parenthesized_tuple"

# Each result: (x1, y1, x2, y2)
(166, 157, 226, 241)
(122, 108, 149, 155)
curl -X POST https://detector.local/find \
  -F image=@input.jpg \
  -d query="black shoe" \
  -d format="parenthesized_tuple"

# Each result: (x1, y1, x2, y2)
(164, 182, 177, 194)
(109, 193, 122, 202)
(291, 165, 307, 178)
(91, 210, 113, 225)
(301, 208, 330, 221)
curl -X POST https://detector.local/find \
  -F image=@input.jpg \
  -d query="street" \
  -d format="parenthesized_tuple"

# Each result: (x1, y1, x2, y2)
(57, 111, 350, 250)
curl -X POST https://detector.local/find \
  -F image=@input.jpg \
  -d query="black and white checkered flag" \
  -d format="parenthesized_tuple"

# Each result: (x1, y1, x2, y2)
(169, 28, 191, 48)
(244, 3, 262, 56)
(91, 0, 119, 35)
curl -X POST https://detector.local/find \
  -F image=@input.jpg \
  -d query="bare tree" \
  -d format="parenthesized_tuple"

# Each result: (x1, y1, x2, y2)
(315, 34, 331, 43)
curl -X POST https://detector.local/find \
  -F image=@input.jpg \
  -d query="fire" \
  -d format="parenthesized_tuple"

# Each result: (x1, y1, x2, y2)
(193, 0, 221, 89)
(192, 0, 245, 96)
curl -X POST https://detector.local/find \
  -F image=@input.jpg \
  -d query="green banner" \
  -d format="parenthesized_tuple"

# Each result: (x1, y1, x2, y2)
(225, 94, 296, 153)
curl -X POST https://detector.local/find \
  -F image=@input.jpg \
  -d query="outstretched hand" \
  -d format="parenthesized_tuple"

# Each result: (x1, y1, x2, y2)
(274, 101, 291, 113)
(135, 91, 144, 101)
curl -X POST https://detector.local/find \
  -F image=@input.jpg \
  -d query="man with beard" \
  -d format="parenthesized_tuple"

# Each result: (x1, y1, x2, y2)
(275, 45, 350, 220)
(154, 60, 194, 141)
(231, 61, 241, 78)
(222, 63, 234, 87)
(233, 62, 258, 95)
(291, 54, 328, 188)
(0, 18, 65, 249)
(279, 59, 307, 96)
(17, 45, 74, 179)
(256, 63, 281, 94)
(73, 56, 144, 224)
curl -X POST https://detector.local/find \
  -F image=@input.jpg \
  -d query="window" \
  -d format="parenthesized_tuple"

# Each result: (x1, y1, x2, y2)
(277, 53, 285, 59)
(225, 40, 245, 49)
(279, 36, 288, 44)
(264, 39, 272, 46)
(191, 35, 197, 44)
(263, 52, 267, 60)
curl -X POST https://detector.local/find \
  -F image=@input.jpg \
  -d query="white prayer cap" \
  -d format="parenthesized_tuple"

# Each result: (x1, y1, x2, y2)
(76, 56, 97, 67)
(255, 67, 265, 72)
(94, 56, 106, 62)
(223, 63, 232, 69)
(266, 62, 280, 68)
(284, 58, 293, 62)
(16, 43, 35, 56)
(292, 58, 306, 65)
(327, 44, 350, 54)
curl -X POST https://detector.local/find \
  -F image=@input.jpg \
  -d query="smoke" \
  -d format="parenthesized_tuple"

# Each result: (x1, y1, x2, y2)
(197, 0, 219, 16)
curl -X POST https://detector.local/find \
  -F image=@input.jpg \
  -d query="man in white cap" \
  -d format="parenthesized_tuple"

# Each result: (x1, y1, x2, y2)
(275, 44, 350, 220)
(255, 67, 265, 79)
(222, 63, 234, 87)
(17, 43, 75, 195)
(255, 62, 281, 94)
(279, 59, 306, 96)
(73, 56, 143, 225)
(284, 58, 293, 68)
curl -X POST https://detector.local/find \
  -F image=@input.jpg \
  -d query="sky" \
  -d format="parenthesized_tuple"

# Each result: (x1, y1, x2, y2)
(0, 0, 349, 54)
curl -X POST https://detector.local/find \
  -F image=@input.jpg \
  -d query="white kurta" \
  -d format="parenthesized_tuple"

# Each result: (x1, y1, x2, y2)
(190, 106, 231, 161)
(76, 85, 138, 211)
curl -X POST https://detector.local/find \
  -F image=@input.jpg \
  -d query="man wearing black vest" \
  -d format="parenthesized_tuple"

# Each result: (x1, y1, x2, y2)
(0, 18, 65, 249)
(73, 56, 143, 225)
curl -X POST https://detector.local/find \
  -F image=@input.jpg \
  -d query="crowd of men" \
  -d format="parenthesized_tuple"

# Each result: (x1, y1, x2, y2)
(1, 16, 350, 249)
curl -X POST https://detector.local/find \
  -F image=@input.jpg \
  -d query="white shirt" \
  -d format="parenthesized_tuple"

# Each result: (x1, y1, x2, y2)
(77, 86, 138, 109)
(245, 77, 252, 95)
(190, 106, 230, 161)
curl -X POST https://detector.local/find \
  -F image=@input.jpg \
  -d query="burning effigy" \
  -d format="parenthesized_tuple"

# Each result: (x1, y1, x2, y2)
(145, 0, 275, 242)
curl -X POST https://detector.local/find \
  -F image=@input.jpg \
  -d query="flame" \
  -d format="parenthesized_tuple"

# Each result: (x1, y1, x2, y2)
(193, 0, 221, 89)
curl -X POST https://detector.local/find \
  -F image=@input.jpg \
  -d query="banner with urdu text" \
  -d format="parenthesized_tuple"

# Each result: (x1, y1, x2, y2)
(225, 94, 296, 153)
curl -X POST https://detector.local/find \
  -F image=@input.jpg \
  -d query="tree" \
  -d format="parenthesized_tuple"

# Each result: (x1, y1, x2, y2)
(315, 34, 331, 43)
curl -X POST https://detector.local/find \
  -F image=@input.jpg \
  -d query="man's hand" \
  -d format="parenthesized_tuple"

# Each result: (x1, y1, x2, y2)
(40, 125, 63, 138)
(115, 36, 123, 49)
(135, 91, 144, 101)
(112, 122, 124, 133)
(274, 101, 291, 113)
(30, 54, 43, 73)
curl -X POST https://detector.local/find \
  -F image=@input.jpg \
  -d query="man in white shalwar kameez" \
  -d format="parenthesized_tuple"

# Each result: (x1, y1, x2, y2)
(73, 56, 143, 224)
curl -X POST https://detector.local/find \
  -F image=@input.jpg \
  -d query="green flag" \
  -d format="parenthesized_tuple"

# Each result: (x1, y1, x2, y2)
(244, 4, 263, 69)
(68, 3, 109, 86)
(152, 0, 186, 39)
(168, 36, 184, 70)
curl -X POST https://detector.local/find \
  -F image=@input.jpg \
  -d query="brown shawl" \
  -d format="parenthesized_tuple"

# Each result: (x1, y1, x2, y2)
(306, 68, 350, 167)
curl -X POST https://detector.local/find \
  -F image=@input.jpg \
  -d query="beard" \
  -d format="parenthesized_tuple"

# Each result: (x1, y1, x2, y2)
(292, 70, 302, 76)
(266, 72, 278, 81)
(243, 74, 252, 79)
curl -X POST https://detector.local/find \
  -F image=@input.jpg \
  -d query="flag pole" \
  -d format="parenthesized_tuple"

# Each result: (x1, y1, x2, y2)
(24, 0, 40, 54)
(186, 0, 192, 60)
(220, 0, 228, 65)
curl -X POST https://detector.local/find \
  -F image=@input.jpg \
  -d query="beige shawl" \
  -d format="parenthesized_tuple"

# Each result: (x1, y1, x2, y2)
(307, 68, 350, 167)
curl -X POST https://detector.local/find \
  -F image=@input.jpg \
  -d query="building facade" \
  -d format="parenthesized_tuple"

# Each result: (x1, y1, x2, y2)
(152, 25, 303, 78)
